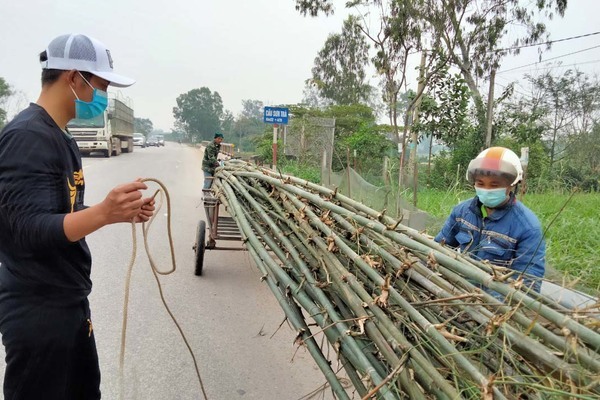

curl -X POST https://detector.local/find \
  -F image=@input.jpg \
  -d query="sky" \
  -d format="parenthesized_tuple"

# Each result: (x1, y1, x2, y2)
(1, 0, 599, 131)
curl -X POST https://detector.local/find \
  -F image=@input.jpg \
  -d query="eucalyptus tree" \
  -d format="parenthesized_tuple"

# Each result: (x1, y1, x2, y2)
(523, 70, 599, 169)
(310, 15, 372, 105)
(172, 87, 224, 142)
(297, 0, 569, 146)
(134, 117, 153, 136)
(422, 0, 568, 148)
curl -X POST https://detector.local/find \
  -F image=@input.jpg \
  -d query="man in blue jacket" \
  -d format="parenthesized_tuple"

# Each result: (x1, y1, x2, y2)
(435, 147, 545, 293)
(0, 34, 155, 399)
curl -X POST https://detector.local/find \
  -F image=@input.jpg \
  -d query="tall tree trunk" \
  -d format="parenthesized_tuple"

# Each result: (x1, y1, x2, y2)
(410, 53, 427, 207)
(485, 69, 496, 148)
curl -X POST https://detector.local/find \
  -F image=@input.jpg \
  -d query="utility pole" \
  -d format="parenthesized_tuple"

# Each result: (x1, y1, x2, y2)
(410, 52, 427, 207)
(485, 69, 496, 148)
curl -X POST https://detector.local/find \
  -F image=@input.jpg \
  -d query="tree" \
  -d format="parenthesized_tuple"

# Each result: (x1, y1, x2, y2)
(233, 99, 267, 151)
(221, 110, 235, 137)
(422, 0, 567, 147)
(299, 1, 445, 204)
(301, 82, 332, 109)
(134, 117, 153, 136)
(413, 67, 470, 181)
(310, 15, 372, 105)
(172, 87, 224, 142)
(492, 68, 600, 191)
(295, 0, 334, 16)
(415, 69, 470, 149)
(240, 100, 264, 120)
(0, 77, 13, 129)
(526, 70, 599, 168)
(345, 123, 395, 176)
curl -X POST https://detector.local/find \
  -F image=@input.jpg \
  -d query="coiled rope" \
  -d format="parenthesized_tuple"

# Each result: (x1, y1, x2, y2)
(118, 177, 208, 400)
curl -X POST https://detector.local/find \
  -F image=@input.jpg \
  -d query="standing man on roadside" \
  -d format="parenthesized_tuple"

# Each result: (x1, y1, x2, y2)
(0, 33, 155, 399)
(202, 132, 224, 190)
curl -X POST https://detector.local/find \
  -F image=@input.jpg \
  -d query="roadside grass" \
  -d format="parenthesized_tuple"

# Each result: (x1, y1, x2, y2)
(522, 192, 600, 293)
(280, 163, 321, 183)
(410, 189, 600, 294)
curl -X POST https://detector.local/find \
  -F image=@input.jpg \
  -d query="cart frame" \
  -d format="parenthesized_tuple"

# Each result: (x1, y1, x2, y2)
(193, 189, 246, 275)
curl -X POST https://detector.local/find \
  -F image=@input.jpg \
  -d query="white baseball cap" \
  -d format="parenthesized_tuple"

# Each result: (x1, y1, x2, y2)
(41, 34, 135, 88)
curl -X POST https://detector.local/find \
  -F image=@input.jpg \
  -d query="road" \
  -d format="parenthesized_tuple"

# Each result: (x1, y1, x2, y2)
(0, 144, 339, 400)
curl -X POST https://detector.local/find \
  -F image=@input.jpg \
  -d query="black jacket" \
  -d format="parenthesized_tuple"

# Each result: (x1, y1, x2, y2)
(0, 104, 91, 305)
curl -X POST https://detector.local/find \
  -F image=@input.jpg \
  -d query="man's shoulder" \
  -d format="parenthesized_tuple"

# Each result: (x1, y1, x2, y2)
(207, 141, 220, 152)
(511, 201, 542, 230)
(1, 104, 54, 142)
(453, 197, 477, 214)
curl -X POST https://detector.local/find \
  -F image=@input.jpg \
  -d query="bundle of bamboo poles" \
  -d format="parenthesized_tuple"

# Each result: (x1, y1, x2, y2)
(212, 160, 600, 399)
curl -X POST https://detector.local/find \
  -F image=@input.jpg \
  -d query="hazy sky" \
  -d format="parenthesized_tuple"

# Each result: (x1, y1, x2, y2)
(1, 0, 599, 131)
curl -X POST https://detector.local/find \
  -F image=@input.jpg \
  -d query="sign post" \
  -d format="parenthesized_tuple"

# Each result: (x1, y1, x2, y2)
(263, 107, 289, 170)
(272, 124, 278, 169)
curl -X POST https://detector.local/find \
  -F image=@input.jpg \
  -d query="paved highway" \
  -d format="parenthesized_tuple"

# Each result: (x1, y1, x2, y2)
(0, 144, 340, 400)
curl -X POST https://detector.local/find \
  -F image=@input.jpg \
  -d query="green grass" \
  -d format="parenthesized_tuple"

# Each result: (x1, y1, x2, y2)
(280, 162, 321, 183)
(408, 189, 600, 293)
(522, 192, 600, 292)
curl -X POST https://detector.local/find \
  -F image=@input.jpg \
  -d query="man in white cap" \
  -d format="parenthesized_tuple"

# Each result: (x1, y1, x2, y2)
(0, 34, 153, 399)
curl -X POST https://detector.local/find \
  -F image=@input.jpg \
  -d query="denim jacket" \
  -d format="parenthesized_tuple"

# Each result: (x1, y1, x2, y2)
(435, 194, 545, 291)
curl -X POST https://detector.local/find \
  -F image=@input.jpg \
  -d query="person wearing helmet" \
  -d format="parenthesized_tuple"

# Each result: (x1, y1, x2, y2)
(435, 147, 545, 294)
(0, 34, 155, 399)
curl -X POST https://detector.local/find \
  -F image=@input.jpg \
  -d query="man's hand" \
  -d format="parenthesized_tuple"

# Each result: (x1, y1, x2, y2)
(133, 197, 156, 223)
(98, 181, 148, 224)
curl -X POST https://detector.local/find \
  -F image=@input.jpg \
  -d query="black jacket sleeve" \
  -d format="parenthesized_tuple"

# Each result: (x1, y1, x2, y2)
(0, 129, 71, 252)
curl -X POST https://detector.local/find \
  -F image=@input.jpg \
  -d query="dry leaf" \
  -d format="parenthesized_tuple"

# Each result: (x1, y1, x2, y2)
(374, 275, 391, 308)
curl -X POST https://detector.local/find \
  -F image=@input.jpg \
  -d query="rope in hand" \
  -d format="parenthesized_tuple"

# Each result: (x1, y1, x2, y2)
(118, 177, 209, 400)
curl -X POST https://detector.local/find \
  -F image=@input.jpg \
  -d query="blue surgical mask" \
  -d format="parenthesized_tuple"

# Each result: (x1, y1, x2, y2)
(70, 72, 108, 119)
(475, 187, 508, 208)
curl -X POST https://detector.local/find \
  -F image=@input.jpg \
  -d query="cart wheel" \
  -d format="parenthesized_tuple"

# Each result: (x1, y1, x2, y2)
(194, 220, 206, 276)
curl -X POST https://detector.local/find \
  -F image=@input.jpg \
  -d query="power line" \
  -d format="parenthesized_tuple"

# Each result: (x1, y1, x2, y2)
(500, 59, 600, 75)
(497, 44, 600, 74)
(493, 31, 600, 53)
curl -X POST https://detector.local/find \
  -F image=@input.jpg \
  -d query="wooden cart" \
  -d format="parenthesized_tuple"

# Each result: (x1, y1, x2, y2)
(193, 189, 245, 276)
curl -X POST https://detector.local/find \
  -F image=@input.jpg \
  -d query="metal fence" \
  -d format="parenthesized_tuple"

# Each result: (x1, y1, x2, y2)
(284, 116, 335, 183)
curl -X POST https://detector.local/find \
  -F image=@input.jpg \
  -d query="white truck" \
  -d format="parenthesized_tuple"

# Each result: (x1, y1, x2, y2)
(68, 94, 134, 157)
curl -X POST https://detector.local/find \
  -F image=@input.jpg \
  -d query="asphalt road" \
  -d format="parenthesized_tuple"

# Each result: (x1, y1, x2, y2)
(0, 144, 340, 400)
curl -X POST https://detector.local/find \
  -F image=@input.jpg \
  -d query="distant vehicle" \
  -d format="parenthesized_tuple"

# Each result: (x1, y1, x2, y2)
(155, 134, 165, 146)
(146, 136, 159, 147)
(133, 133, 146, 148)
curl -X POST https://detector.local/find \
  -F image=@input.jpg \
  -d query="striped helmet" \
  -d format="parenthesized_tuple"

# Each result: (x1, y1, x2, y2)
(466, 147, 523, 186)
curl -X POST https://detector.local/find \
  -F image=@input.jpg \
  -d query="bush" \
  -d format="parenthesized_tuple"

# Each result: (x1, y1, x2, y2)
(280, 159, 321, 183)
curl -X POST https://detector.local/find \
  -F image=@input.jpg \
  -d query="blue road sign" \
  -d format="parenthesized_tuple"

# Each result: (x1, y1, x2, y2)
(263, 107, 289, 124)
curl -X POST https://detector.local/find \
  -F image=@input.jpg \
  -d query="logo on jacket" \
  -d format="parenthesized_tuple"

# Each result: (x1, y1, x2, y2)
(67, 169, 85, 213)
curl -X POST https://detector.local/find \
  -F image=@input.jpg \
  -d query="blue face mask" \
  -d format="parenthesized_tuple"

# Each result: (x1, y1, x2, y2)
(475, 187, 508, 208)
(70, 73, 108, 119)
